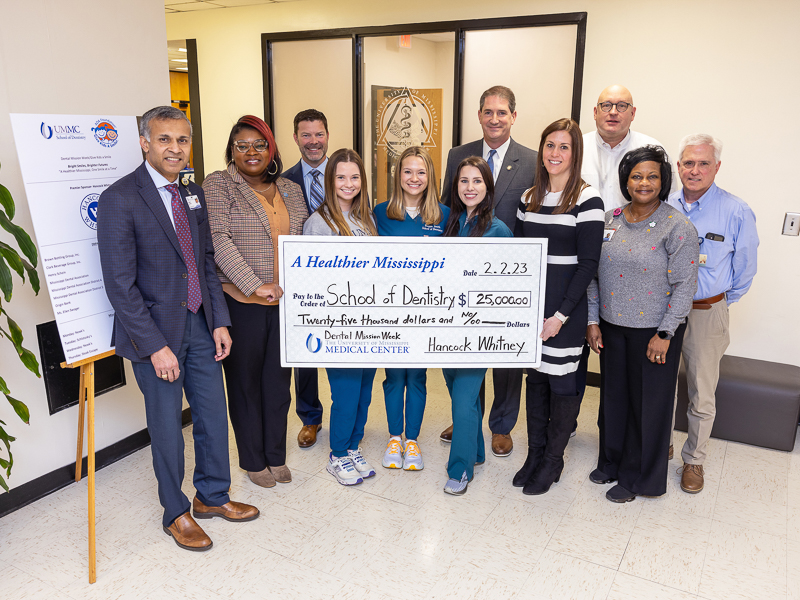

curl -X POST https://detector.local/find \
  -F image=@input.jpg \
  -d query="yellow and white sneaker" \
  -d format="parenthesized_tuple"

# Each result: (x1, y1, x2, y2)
(403, 440, 424, 471)
(382, 437, 404, 469)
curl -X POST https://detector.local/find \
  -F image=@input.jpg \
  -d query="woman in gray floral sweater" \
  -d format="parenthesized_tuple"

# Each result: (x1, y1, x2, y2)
(586, 145, 698, 503)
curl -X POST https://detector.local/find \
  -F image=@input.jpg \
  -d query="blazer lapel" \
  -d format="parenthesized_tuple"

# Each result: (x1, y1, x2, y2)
(494, 139, 521, 204)
(136, 165, 183, 258)
(180, 186, 201, 265)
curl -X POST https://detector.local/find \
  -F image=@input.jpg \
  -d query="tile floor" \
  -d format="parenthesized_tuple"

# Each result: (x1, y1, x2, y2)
(1, 370, 798, 600)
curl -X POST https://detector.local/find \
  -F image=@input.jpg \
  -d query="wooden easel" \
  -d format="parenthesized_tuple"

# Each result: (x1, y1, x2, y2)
(63, 348, 116, 584)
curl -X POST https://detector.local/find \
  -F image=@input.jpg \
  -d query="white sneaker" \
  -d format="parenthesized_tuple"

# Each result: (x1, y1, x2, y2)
(403, 440, 424, 471)
(443, 471, 469, 495)
(347, 448, 376, 478)
(327, 454, 363, 486)
(382, 438, 404, 469)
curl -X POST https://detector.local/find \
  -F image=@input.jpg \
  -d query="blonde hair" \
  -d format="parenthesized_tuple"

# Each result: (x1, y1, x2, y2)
(385, 146, 443, 226)
(317, 148, 377, 236)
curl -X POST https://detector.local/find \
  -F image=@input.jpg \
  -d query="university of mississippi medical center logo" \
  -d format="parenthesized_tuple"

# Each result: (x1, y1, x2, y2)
(306, 333, 322, 353)
(376, 87, 439, 159)
(92, 119, 119, 148)
(80, 194, 100, 230)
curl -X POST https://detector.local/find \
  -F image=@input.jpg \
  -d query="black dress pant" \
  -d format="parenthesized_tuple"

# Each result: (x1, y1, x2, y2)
(487, 368, 523, 434)
(223, 296, 292, 471)
(597, 319, 686, 496)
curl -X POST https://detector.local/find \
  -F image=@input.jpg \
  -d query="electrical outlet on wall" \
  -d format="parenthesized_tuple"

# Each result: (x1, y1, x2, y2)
(783, 212, 800, 236)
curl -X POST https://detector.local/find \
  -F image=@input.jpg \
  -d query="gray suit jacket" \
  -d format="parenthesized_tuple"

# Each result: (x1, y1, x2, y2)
(440, 138, 538, 230)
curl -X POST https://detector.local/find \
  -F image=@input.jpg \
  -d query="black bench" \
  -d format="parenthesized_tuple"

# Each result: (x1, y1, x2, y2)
(675, 355, 800, 452)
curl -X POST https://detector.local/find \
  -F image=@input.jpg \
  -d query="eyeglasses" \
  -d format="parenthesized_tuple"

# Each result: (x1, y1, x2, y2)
(233, 140, 268, 153)
(598, 101, 632, 113)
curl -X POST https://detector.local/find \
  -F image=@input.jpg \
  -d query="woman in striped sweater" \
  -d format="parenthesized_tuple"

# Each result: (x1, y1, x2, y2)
(514, 118, 604, 495)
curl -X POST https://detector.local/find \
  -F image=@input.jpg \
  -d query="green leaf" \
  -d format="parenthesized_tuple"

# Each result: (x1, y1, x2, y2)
(0, 476, 9, 493)
(0, 457, 9, 469)
(0, 210, 37, 267)
(0, 183, 14, 220)
(0, 255, 11, 301)
(6, 395, 30, 424)
(0, 242, 25, 278)
(19, 347, 41, 377)
(20, 257, 40, 294)
(0, 375, 8, 395)
(6, 315, 23, 349)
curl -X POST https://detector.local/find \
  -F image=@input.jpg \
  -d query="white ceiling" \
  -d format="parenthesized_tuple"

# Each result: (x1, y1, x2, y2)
(165, 0, 299, 12)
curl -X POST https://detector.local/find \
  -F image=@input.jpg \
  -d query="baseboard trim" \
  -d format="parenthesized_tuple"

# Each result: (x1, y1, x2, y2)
(0, 408, 192, 519)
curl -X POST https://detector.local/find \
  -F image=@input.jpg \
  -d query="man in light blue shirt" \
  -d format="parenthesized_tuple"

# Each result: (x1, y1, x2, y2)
(667, 133, 759, 494)
(282, 109, 330, 448)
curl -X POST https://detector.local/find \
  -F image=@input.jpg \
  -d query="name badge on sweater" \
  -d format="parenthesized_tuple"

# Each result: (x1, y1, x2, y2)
(185, 195, 201, 210)
(602, 228, 617, 242)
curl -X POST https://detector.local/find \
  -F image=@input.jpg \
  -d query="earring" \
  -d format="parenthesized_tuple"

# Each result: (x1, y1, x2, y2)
(267, 159, 278, 176)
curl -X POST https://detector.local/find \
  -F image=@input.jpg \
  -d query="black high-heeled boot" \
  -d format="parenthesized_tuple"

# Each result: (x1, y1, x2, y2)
(523, 392, 581, 496)
(513, 381, 550, 487)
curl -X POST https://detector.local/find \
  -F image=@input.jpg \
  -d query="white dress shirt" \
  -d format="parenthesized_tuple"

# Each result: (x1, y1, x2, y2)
(581, 130, 676, 211)
(482, 138, 511, 183)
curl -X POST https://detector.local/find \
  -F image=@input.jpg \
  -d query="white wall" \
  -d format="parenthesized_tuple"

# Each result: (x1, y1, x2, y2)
(167, 0, 800, 367)
(0, 0, 170, 488)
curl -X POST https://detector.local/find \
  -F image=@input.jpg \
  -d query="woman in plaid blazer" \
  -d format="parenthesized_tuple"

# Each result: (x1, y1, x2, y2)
(204, 115, 308, 489)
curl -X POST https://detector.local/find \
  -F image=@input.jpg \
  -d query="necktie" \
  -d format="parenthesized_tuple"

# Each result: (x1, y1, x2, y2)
(165, 184, 201, 313)
(487, 149, 497, 178)
(309, 169, 324, 211)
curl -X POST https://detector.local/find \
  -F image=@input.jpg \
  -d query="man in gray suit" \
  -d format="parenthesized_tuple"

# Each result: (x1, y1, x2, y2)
(439, 85, 537, 457)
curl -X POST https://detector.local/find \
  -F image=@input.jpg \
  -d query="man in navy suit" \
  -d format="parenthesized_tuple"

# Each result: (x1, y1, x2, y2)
(98, 106, 258, 552)
(439, 86, 538, 458)
(282, 108, 329, 449)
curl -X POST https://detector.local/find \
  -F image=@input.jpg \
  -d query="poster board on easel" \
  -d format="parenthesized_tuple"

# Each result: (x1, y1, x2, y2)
(10, 114, 142, 583)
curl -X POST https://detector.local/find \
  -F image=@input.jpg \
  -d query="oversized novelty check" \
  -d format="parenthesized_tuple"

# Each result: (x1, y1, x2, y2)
(279, 236, 548, 368)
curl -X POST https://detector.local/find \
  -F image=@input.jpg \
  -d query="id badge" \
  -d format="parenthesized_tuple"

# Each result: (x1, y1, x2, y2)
(185, 195, 201, 210)
(699, 254, 708, 266)
(602, 228, 617, 242)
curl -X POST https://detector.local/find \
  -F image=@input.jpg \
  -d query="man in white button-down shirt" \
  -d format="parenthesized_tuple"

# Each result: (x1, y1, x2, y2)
(581, 85, 675, 210)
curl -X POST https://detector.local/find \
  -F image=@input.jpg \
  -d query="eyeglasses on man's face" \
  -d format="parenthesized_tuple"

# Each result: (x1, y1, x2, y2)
(597, 101, 632, 113)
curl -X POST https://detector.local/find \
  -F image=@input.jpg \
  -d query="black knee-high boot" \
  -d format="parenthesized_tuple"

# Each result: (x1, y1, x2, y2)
(513, 382, 550, 487)
(523, 393, 581, 495)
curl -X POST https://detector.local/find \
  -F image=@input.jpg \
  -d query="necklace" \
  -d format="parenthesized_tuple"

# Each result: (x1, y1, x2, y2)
(625, 201, 660, 223)
(251, 182, 274, 194)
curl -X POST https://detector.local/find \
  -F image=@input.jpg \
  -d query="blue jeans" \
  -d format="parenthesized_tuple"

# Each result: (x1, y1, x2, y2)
(325, 368, 377, 457)
(443, 368, 486, 481)
(383, 368, 427, 440)
(132, 308, 231, 527)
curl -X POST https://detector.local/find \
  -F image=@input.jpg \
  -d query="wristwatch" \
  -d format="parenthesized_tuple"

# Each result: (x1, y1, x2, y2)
(554, 311, 570, 325)
(657, 330, 673, 340)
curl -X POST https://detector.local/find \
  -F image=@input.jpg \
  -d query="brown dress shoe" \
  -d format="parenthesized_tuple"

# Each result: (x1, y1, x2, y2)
(439, 424, 453, 443)
(680, 463, 704, 493)
(163, 512, 213, 552)
(248, 466, 276, 488)
(298, 424, 322, 449)
(491, 433, 513, 457)
(668, 445, 674, 460)
(192, 497, 260, 522)
(269, 464, 292, 483)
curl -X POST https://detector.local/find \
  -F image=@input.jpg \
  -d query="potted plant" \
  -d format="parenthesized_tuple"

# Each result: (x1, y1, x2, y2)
(0, 161, 41, 492)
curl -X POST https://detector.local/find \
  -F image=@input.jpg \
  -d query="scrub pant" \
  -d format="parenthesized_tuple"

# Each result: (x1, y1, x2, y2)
(383, 368, 427, 440)
(326, 368, 377, 458)
(443, 368, 486, 481)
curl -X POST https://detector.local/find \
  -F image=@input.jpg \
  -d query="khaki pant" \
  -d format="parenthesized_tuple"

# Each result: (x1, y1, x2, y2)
(670, 300, 730, 465)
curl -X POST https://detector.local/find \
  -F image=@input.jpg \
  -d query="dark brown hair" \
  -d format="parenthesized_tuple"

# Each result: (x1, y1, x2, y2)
(443, 156, 495, 238)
